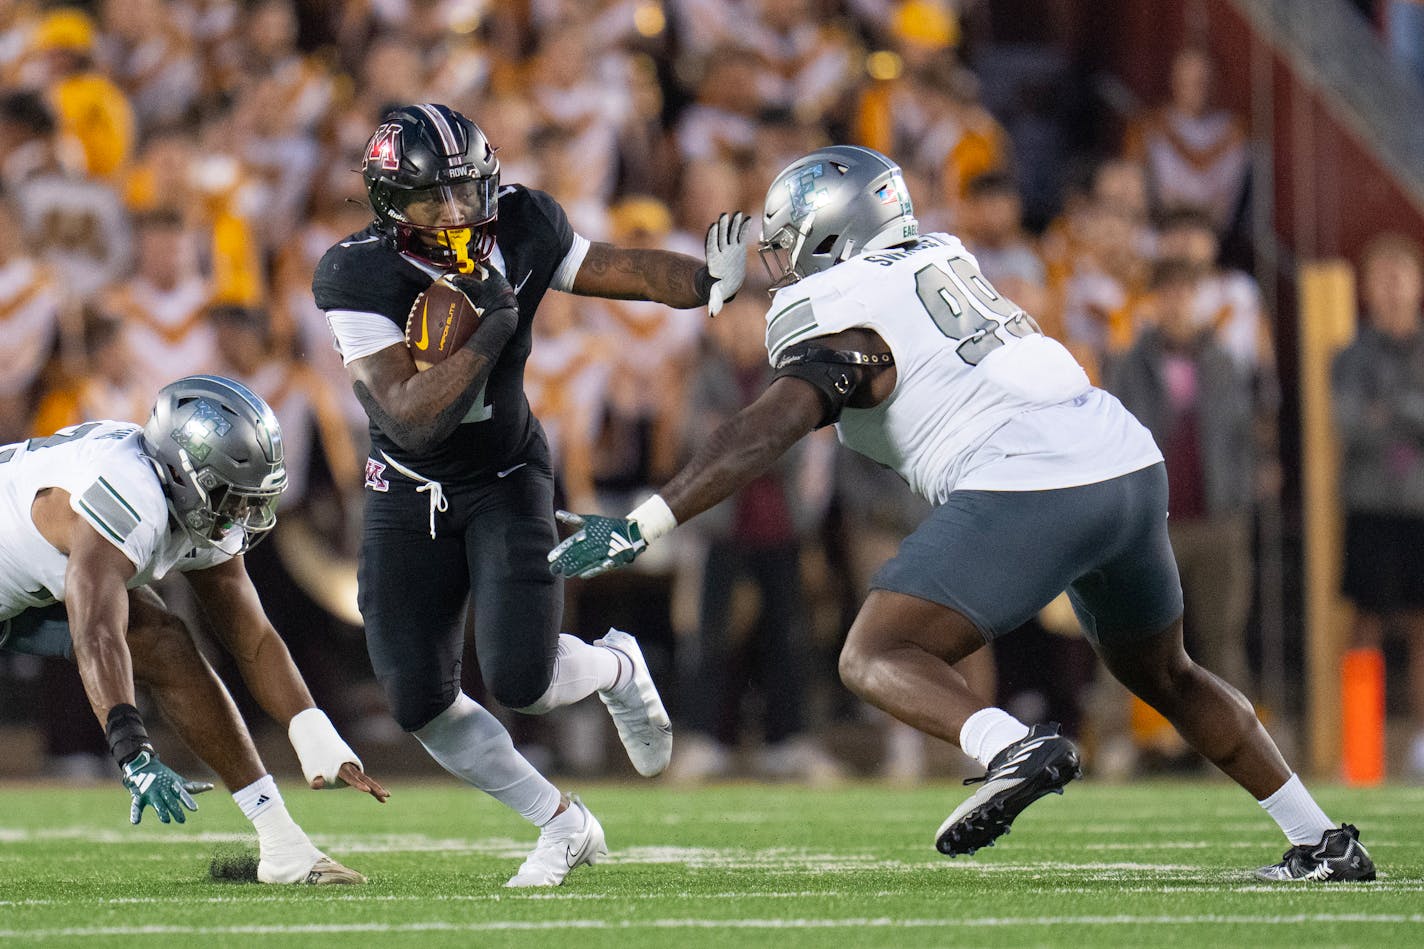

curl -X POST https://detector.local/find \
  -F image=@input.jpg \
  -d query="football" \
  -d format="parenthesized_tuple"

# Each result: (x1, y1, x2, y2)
(405, 274, 484, 371)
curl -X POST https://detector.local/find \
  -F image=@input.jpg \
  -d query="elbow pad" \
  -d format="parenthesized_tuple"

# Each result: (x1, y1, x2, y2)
(772, 341, 893, 428)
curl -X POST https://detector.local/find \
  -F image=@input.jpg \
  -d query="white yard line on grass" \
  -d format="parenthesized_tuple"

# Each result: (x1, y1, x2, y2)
(1084, 841, 1404, 850)
(1, 830, 1411, 891)
(0, 829, 1234, 870)
(3, 914, 1424, 939)
(4, 881, 1424, 910)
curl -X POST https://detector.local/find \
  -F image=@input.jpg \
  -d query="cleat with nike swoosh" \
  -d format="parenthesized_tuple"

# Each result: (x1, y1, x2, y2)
(595, 629, 673, 777)
(935, 722, 1081, 857)
(505, 795, 606, 887)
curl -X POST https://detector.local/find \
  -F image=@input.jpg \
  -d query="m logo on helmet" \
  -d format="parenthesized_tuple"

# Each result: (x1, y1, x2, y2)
(788, 164, 829, 223)
(366, 122, 402, 172)
(172, 399, 231, 463)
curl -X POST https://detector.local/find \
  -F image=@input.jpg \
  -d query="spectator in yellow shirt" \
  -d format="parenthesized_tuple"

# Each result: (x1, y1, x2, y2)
(29, 10, 134, 182)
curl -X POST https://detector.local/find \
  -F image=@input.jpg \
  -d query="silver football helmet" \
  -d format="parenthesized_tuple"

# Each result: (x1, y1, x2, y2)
(142, 375, 287, 555)
(758, 145, 919, 289)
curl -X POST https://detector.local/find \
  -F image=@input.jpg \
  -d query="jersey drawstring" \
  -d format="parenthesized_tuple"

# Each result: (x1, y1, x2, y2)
(380, 451, 446, 539)
(416, 481, 447, 539)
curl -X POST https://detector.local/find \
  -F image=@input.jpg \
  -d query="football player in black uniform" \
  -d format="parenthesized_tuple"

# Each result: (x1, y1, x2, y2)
(312, 103, 749, 887)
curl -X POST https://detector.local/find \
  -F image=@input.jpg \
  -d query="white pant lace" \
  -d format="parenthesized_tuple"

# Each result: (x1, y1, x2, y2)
(380, 452, 446, 539)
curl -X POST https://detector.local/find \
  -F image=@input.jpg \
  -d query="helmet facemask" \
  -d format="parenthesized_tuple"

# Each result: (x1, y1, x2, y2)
(172, 448, 283, 555)
(379, 175, 500, 274)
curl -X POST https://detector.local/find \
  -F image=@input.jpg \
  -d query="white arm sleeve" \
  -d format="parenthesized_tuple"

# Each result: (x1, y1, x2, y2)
(326, 309, 407, 365)
(550, 233, 592, 292)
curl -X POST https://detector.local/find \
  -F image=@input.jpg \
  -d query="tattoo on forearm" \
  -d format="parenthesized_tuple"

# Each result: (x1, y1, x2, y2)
(578, 243, 708, 307)
(355, 310, 515, 454)
(354, 359, 487, 456)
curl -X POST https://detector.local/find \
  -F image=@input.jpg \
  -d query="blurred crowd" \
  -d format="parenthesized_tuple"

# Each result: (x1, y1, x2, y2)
(1355, 0, 1424, 89)
(1, 0, 1420, 783)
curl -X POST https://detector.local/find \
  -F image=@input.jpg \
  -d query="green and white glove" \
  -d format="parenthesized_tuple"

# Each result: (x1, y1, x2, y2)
(121, 749, 206, 825)
(547, 511, 647, 579)
(703, 211, 751, 317)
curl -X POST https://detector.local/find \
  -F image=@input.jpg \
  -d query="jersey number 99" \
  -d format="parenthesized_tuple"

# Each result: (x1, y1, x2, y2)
(914, 258, 1039, 366)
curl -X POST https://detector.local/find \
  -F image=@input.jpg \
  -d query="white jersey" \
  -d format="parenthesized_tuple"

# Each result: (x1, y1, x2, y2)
(0, 421, 229, 622)
(764, 233, 1162, 504)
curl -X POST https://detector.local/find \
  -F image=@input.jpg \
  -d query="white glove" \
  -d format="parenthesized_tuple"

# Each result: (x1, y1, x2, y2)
(288, 708, 360, 789)
(704, 211, 751, 317)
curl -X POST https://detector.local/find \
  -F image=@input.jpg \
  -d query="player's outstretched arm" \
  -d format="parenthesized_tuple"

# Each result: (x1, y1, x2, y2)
(348, 269, 520, 454)
(571, 212, 751, 315)
(186, 558, 389, 802)
(34, 491, 205, 824)
(659, 376, 824, 523)
(549, 378, 823, 579)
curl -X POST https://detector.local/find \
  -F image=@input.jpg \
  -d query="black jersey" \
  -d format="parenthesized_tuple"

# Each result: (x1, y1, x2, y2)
(313, 185, 576, 484)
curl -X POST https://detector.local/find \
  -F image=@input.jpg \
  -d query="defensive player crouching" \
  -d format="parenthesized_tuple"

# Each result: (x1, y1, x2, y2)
(550, 146, 1375, 883)
(0, 375, 386, 884)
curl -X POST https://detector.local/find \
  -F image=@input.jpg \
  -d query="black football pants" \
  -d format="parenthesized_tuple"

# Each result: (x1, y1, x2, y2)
(358, 458, 562, 731)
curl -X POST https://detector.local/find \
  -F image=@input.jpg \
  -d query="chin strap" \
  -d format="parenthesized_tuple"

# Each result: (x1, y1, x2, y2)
(774, 346, 894, 369)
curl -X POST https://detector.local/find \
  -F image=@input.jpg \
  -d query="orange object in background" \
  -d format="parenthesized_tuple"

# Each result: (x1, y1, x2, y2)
(1341, 647, 1386, 786)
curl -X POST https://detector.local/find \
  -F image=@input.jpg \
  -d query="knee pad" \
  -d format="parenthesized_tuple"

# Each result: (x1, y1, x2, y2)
(513, 681, 559, 716)
(384, 675, 459, 733)
(486, 660, 554, 713)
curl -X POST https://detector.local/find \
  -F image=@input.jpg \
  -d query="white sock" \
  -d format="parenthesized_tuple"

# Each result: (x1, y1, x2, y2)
(959, 707, 1031, 768)
(232, 775, 313, 856)
(540, 797, 583, 833)
(415, 692, 562, 826)
(516, 634, 625, 714)
(1259, 773, 1335, 845)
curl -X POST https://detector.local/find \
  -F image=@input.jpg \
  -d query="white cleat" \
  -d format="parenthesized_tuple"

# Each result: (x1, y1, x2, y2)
(505, 795, 607, 887)
(595, 628, 673, 777)
(259, 851, 366, 885)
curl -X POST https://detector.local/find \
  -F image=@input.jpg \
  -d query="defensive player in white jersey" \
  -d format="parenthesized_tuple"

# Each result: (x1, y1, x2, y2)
(0, 375, 387, 884)
(550, 146, 1375, 882)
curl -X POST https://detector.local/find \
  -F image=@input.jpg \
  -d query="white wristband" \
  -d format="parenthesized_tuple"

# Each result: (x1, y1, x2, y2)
(627, 494, 677, 542)
(288, 707, 361, 788)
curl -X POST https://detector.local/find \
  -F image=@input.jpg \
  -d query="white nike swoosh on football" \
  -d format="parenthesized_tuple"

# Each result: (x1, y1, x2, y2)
(497, 463, 528, 478)
(514, 271, 533, 294)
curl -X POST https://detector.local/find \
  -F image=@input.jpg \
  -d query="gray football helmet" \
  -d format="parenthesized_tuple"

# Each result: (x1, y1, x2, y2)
(142, 375, 287, 555)
(758, 145, 919, 289)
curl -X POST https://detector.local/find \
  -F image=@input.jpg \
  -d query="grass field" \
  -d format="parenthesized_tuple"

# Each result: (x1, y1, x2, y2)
(1, 779, 1420, 947)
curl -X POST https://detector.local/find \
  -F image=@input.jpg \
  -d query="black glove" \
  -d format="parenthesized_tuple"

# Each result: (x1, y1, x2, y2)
(448, 266, 519, 318)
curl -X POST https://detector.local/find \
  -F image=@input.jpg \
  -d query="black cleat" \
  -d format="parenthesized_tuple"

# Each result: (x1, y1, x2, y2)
(935, 723, 1081, 856)
(1254, 824, 1376, 882)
